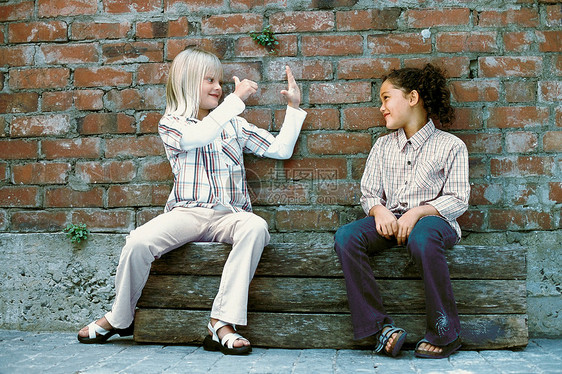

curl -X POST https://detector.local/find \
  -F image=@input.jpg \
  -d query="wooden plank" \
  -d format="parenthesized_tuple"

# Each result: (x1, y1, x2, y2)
(149, 243, 527, 280)
(137, 275, 527, 314)
(133, 309, 528, 349)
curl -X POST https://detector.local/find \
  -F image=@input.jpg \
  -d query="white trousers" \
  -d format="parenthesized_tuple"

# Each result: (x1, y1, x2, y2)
(104, 207, 270, 328)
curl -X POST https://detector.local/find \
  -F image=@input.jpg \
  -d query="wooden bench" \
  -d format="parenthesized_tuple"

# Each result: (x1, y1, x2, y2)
(133, 243, 528, 349)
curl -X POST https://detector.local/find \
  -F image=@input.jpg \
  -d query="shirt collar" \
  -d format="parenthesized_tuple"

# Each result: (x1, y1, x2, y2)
(396, 119, 436, 150)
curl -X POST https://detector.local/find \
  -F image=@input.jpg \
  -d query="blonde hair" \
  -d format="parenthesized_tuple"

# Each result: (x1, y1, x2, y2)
(164, 47, 223, 118)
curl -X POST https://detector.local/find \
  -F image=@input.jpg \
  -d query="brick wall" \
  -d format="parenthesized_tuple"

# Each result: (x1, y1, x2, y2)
(0, 0, 560, 237)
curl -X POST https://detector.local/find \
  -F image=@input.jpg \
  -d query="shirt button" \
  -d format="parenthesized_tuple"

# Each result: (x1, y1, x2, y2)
(407, 161, 411, 165)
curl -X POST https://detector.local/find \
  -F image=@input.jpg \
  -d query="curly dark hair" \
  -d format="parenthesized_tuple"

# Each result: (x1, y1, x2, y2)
(382, 64, 455, 126)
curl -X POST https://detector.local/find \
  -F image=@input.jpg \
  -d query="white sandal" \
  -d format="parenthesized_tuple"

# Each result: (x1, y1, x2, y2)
(202, 321, 252, 355)
(77, 320, 134, 344)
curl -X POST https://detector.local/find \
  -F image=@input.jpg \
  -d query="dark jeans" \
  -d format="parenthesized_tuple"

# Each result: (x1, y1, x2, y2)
(334, 215, 461, 346)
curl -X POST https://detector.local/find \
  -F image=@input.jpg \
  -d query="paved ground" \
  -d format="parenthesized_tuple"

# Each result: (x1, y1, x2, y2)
(0, 330, 561, 373)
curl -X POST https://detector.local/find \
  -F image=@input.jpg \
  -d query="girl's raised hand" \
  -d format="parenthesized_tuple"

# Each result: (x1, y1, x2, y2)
(280, 66, 301, 108)
(233, 76, 258, 102)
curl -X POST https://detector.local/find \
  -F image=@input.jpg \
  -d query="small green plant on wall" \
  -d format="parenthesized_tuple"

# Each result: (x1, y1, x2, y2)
(249, 25, 279, 53)
(64, 223, 90, 244)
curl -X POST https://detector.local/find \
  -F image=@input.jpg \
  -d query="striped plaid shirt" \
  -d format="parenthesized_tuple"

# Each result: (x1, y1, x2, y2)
(158, 113, 275, 213)
(360, 119, 470, 240)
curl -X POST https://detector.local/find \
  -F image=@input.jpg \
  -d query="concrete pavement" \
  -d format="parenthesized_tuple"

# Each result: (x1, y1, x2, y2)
(1, 330, 561, 373)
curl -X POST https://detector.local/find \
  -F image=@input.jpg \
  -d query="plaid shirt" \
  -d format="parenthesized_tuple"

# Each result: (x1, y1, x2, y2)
(360, 119, 470, 240)
(158, 114, 274, 213)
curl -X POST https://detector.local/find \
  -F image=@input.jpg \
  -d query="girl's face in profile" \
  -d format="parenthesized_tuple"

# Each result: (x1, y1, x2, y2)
(379, 80, 413, 131)
(198, 73, 223, 118)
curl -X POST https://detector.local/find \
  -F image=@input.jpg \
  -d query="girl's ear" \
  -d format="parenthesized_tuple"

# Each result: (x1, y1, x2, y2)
(409, 89, 421, 106)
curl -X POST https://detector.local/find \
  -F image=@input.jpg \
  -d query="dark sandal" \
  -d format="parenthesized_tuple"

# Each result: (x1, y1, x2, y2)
(77, 321, 134, 344)
(415, 337, 461, 359)
(374, 324, 407, 357)
(203, 321, 252, 355)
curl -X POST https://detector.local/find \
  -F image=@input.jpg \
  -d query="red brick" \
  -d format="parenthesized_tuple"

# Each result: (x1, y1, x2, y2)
(468, 156, 487, 179)
(276, 209, 339, 231)
(404, 57, 470, 78)
(202, 13, 262, 35)
(223, 62, 262, 82)
(489, 209, 551, 230)
(8, 21, 67, 43)
(266, 60, 333, 81)
(302, 35, 363, 56)
(242, 109, 271, 130)
(76, 161, 137, 183)
(244, 157, 278, 180)
(71, 21, 131, 40)
(543, 131, 562, 152)
(505, 131, 538, 153)
(136, 208, 163, 227)
(457, 133, 502, 154)
(338, 58, 400, 79)
(436, 32, 498, 53)
(504, 31, 535, 53)
(343, 107, 384, 130)
(137, 18, 190, 38)
(469, 183, 503, 205)
(0, 140, 38, 159)
(72, 209, 135, 232)
(283, 158, 348, 180)
(74, 90, 104, 110)
(9, 68, 70, 89)
(245, 83, 292, 106)
(351, 157, 367, 180)
(45, 187, 104, 208)
(230, 0, 286, 10)
(405, 8, 470, 27)
(317, 181, 361, 205)
(105, 0, 162, 13)
(450, 80, 500, 102)
(137, 63, 170, 84)
(74, 67, 133, 87)
(37, 0, 97, 17)
(78, 113, 136, 135)
(540, 81, 562, 102)
(505, 81, 537, 103)
(556, 107, 562, 127)
(479, 56, 542, 77)
(0, 186, 39, 207)
(0, 162, 6, 182)
(270, 11, 334, 32)
(42, 91, 73, 112)
(235, 35, 298, 58)
(368, 33, 431, 55)
(105, 136, 164, 157)
(11, 114, 72, 137)
(0, 1, 33, 22)
(40, 44, 99, 64)
(478, 8, 539, 27)
(457, 209, 486, 231)
(251, 181, 309, 205)
(546, 5, 562, 27)
(549, 182, 562, 203)
(105, 87, 165, 111)
(102, 41, 163, 64)
(537, 30, 561, 52)
(491, 156, 554, 177)
(167, 38, 229, 60)
(139, 112, 163, 134)
(487, 107, 549, 128)
(108, 185, 165, 207)
(0, 45, 34, 66)
(166, 0, 224, 12)
(0, 92, 39, 113)
(279, 108, 339, 131)
(506, 183, 539, 206)
(309, 82, 371, 105)
(308, 133, 372, 155)
(442, 108, 483, 130)
(12, 162, 71, 184)
(336, 9, 400, 31)
(11, 211, 67, 232)
(139, 159, 173, 181)
(42, 138, 102, 159)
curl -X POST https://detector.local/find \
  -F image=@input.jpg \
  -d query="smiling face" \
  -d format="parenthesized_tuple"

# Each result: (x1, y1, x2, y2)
(379, 80, 414, 132)
(197, 73, 223, 119)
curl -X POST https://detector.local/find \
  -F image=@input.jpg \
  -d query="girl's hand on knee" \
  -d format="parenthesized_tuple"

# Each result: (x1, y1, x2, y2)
(280, 66, 301, 108)
(233, 76, 258, 101)
(370, 205, 398, 240)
